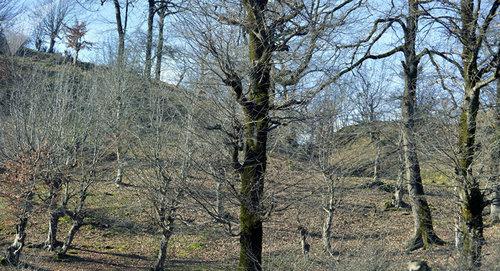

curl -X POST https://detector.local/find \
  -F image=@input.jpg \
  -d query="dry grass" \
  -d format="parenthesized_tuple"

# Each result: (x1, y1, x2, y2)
(0, 157, 498, 271)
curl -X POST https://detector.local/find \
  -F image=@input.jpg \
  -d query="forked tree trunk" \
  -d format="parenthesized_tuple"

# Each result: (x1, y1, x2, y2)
(58, 188, 88, 257)
(155, 7, 166, 80)
(403, 0, 443, 252)
(237, 1, 271, 270)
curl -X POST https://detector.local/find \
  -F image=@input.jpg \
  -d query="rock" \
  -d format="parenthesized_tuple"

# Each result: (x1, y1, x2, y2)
(407, 260, 432, 271)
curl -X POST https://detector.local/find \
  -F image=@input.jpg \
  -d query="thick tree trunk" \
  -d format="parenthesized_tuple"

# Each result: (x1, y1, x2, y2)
(47, 36, 56, 54)
(404, 0, 443, 252)
(45, 211, 64, 251)
(456, 84, 485, 269)
(45, 180, 63, 251)
(153, 231, 172, 271)
(238, 1, 271, 270)
(144, 0, 154, 78)
(154, 7, 166, 80)
(73, 50, 79, 65)
(4, 216, 29, 266)
(113, 0, 126, 66)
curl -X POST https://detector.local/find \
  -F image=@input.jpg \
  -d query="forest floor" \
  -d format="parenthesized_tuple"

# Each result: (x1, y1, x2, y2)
(0, 157, 499, 271)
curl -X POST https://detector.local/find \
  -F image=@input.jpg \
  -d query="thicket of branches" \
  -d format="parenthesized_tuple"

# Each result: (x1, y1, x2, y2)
(0, 0, 498, 271)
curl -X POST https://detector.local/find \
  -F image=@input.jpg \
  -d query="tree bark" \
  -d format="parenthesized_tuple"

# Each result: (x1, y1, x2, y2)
(144, 0, 155, 78)
(153, 230, 172, 271)
(113, 0, 126, 66)
(4, 216, 28, 266)
(403, 0, 443, 252)
(44, 180, 63, 251)
(372, 132, 381, 183)
(238, 1, 271, 270)
(393, 134, 409, 209)
(452, 1, 499, 268)
(73, 50, 79, 65)
(45, 211, 64, 251)
(154, 7, 166, 80)
(456, 71, 485, 270)
(322, 178, 335, 256)
(58, 220, 82, 256)
(115, 145, 123, 185)
(490, 78, 500, 224)
(47, 35, 56, 53)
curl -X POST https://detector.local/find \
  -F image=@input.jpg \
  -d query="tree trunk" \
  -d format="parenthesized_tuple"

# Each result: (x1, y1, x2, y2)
(153, 231, 172, 271)
(373, 143, 381, 183)
(113, 0, 126, 66)
(4, 216, 29, 266)
(47, 36, 56, 54)
(154, 7, 166, 80)
(490, 78, 500, 224)
(371, 130, 381, 183)
(58, 220, 82, 256)
(299, 227, 310, 259)
(215, 181, 225, 216)
(393, 134, 409, 209)
(238, 1, 271, 270)
(322, 184, 335, 256)
(45, 180, 63, 251)
(144, 0, 154, 78)
(45, 211, 64, 251)
(491, 186, 500, 224)
(73, 50, 79, 65)
(115, 145, 123, 186)
(456, 84, 485, 269)
(403, 0, 443, 252)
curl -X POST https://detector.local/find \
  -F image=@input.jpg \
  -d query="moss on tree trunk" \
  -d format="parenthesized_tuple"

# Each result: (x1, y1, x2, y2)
(238, 1, 271, 270)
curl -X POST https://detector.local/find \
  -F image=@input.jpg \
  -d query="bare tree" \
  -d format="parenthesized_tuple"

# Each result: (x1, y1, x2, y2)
(422, 0, 499, 268)
(100, 0, 134, 65)
(183, 1, 364, 268)
(153, 0, 183, 80)
(131, 87, 193, 271)
(37, 0, 72, 53)
(338, 0, 445, 251)
(0, 0, 20, 54)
